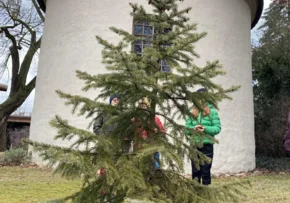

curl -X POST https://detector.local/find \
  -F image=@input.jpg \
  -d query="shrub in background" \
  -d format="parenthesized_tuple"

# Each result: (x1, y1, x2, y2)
(8, 126, 30, 149)
(1, 126, 31, 165)
(3, 148, 31, 164)
(255, 96, 290, 157)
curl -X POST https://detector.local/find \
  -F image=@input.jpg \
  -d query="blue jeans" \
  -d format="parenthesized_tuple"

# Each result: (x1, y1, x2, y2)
(154, 152, 160, 169)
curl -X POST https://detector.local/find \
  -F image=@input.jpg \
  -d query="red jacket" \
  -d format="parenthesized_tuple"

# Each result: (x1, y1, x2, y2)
(131, 116, 165, 139)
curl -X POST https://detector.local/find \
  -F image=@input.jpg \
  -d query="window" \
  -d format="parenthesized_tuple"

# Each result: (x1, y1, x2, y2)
(133, 21, 154, 55)
(160, 60, 170, 72)
(133, 21, 171, 72)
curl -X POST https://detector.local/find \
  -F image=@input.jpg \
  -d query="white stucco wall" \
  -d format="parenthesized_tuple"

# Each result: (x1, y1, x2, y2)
(30, 0, 255, 174)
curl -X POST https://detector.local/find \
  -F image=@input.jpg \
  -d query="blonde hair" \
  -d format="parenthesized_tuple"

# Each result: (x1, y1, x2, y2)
(138, 97, 151, 108)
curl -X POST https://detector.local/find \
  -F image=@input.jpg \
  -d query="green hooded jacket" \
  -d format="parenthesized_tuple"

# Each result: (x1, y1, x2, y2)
(185, 103, 221, 144)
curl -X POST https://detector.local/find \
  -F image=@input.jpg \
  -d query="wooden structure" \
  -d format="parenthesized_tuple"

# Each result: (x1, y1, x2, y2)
(8, 116, 31, 124)
(0, 84, 8, 91)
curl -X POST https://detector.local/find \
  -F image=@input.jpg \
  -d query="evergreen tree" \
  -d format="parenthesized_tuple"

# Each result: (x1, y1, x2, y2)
(28, 0, 243, 202)
(253, 1, 290, 157)
(253, 0, 290, 104)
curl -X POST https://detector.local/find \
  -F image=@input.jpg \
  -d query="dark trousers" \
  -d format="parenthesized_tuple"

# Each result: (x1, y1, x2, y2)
(191, 144, 213, 185)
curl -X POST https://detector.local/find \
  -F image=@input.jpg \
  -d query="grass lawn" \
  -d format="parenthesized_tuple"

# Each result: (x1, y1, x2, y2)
(213, 173, 290, 203)
(0, 166, 290, 203)
(0, 166, 81, 203)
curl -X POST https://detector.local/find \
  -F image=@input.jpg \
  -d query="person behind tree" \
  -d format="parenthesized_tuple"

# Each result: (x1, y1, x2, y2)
(185, 88, 221, 185)
(132, 97, 165, 169)
(93, 94, 120, 135)
(93, 93, 120, 176)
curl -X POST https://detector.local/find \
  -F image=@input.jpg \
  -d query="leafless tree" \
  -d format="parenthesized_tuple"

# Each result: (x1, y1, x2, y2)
(0, 0, 44, 151)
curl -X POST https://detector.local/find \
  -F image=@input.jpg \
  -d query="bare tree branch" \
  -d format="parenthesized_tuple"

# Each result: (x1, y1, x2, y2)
(1, 27, 18, 47)
(25, 75, 36, 91)
(0, 24, 19, 30)
(18, 36, 41, 86)
(1, 28, 21, 94)
(12, 17, 35, 36)
(32, 0, 45, 22)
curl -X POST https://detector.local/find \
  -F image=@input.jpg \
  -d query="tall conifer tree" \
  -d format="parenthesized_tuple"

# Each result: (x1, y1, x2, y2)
(29, 0, 242, 202)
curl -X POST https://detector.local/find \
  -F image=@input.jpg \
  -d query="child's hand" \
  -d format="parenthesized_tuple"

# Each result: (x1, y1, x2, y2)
(154, 128, 158, 133)
(194, 125, 205, 132)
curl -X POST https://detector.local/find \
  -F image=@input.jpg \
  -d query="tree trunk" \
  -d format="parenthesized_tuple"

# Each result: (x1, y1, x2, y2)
(0, 78, 35, 151)
(0, 94, 29, 151)
(0, 115, 9, 151)
(0, 97, 23, 151)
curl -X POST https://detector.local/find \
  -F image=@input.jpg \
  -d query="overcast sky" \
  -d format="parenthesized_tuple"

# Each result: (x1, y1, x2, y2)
(264, 0, 271, 9)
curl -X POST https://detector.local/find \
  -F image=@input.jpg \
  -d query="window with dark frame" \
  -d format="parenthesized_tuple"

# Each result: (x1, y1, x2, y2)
(133, 21, 171, 72)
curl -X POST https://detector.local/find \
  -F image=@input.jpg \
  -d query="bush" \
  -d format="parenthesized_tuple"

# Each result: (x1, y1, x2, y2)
(256, 156, 290, 171)
(8, 126, 29, 149)
(3, 148, 31, 165)
(255, 95, 290, 157)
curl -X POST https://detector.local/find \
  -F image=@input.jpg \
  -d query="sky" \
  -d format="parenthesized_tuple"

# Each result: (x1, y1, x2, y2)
(264, 0, 271, 9)
(0, 0, 273, 115)
(251, 0, 272, 45)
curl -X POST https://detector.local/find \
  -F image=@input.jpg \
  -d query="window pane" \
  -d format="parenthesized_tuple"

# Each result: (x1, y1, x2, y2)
(161, 60, 168, 65)
(154, 27, 158, 35)
(164, 27, 172, 34)
(144, 26, 153, 36)
(134, 43, 142, 54)
(134, 25, 143, 35)
(161, 66, 171, 72)
(144, 40, 151, 46)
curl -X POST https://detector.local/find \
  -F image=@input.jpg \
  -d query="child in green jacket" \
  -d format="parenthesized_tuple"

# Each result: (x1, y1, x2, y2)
(185, 88, 221, 185)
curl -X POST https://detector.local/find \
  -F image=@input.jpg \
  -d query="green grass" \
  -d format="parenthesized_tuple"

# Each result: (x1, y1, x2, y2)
(0, 166, 290, 203)
(213, 174, 290, 203)
(0, 166, 81, 203)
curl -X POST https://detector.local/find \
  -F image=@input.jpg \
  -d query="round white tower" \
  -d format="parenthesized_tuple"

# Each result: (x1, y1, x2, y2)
(31, 0, 263, 174)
